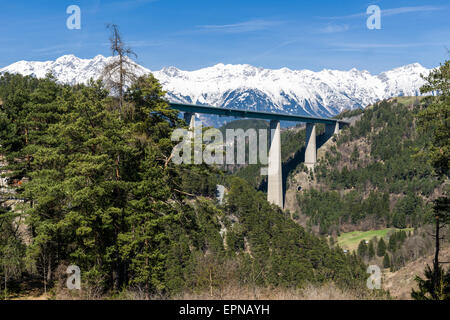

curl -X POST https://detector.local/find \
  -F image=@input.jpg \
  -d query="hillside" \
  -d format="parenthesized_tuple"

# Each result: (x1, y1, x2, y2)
(225, 97, 447, 281)
(0, 72, 375, 300)
(383, 246, 450, 300)
(205, 98, 444, 228)
(281, 97, 445, 235)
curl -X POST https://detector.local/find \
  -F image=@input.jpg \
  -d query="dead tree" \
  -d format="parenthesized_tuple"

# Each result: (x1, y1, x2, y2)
(101, 24, 138, 115)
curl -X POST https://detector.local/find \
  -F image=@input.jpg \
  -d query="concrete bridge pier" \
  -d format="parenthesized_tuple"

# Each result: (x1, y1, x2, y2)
(170, 102, 349, 211)
(325, 122, 339, 138)
(184, 112, 195, 130)
(267, 120, 283, 208)
(305, 123, 317, 170)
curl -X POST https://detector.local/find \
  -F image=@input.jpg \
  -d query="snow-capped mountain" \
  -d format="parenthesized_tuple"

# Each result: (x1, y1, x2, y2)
(0, 55, 151, 85)
(0, 54, 431, 119)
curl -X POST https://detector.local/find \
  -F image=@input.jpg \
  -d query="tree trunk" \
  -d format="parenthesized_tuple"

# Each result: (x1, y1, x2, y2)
(4, 264, 7, 300)
(433, 215, 440, 296)
(145, 238, 149, 300)
(119, 55, 124, 113)
(145, 282, 149, 300)
(209, 268, 213, 297)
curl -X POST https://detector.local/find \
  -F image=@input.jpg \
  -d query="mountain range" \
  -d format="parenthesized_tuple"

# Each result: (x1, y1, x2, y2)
(0, 54, 431, 121)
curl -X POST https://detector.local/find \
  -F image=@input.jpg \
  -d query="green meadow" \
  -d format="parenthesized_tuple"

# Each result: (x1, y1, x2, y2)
(337, 228, 414, 251)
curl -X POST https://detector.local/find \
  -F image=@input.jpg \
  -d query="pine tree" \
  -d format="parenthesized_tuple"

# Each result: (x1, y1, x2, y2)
(368, 241, 375, 259)
(329, 237, 335, 247)
(118, 74, 187, 297)
(388, 233, 397, 252)
(350, 146, 359, 163)
(0, 209, 25, 299)
(377, 238, 386, 257)
(357, 240, 368, 257)
(412, 197, 450, 300)
(0, 73, 40, 184)
(412, 265, 450, 300)
(0, 73, 66, 291)
(383, 253, 390, 268)
(413, 59, 449, 299)
(416, 59, 449, 177)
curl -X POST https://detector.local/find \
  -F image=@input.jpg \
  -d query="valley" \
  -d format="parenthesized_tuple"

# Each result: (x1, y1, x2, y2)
(0, 47, 448, 302)
(1, 0, 449, 308)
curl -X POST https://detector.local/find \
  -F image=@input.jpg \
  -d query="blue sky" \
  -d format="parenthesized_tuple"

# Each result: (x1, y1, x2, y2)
(1, 0, 449, 73)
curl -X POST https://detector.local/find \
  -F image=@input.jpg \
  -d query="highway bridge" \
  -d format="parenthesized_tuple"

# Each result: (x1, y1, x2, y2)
(169, 102, 349, 208)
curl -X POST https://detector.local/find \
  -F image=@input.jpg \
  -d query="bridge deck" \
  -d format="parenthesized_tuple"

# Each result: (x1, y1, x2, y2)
(169, 102, 349, 125)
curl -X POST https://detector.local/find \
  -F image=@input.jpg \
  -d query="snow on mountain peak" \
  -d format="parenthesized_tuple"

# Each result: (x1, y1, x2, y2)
(161, 66, 182, 77)
(0, 55, 432, 118)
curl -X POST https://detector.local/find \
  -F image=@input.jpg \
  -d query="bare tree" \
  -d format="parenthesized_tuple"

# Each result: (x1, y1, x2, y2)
(432, 197, 449, 288)
(102, 24, 138, 114)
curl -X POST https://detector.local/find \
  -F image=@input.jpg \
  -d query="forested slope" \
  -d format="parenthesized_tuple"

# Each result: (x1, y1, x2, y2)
(295, 97, 444, 235)
(0, 73, 372, 299)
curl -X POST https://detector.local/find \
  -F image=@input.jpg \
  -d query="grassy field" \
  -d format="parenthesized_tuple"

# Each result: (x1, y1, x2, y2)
(393, 96, 425, 106)
(337, 228, 414, 252)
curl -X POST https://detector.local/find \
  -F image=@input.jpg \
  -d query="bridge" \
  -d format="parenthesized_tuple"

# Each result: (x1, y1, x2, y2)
(169, 102, 349, 209)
